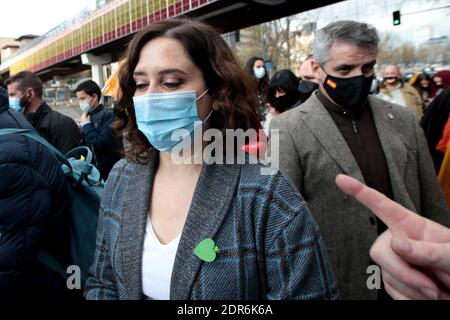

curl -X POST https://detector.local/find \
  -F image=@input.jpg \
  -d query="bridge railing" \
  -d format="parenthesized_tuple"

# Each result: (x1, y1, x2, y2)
(1, 0, 216, 75)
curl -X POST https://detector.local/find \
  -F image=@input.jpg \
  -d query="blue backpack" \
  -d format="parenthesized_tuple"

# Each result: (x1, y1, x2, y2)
(0, 128, 103, 288)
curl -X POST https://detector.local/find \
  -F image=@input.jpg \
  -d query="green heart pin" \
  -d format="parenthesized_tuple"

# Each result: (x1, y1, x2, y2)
(194, 238, 220, 262)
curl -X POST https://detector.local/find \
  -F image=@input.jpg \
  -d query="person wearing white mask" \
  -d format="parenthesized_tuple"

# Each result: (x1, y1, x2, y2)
(75, 80, 123, 180)
(245, 56, 269, 122)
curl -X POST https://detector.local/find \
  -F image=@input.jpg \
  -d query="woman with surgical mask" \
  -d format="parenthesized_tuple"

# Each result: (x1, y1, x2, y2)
(245, 56, 269, 122)
(84, 19, 337, 300)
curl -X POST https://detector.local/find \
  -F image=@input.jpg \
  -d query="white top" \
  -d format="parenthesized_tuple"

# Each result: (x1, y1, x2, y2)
(389, 87, 407, 107)
(142, 217, 181, 300)
(377, 84, 407, 107)
(263, 112, 273, 136)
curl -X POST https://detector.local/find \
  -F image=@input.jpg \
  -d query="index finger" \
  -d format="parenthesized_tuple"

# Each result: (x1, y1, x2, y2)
(335, 174, 417, 228)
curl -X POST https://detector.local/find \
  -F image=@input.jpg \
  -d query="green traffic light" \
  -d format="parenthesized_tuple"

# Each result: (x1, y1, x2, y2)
(392, 10, 401, 25)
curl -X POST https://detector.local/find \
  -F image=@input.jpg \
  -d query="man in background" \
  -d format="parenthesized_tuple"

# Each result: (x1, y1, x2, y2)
(7, 71, 81, 154)
(75, 80, 122, 180)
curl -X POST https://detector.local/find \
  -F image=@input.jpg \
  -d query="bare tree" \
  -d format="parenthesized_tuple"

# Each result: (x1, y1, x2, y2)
(377, 32, 401, 67)
(417, 41, 450, 65)
(234, 8, 323, 75)
(395, 42, 417, 65)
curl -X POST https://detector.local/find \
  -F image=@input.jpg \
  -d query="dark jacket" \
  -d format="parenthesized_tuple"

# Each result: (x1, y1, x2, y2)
(81, 104, 122, 181)
(316, 91, 393, 234)
(421, 89, 450, 173)
(25, 102, 81, 154)
(0, 90, 70, 298)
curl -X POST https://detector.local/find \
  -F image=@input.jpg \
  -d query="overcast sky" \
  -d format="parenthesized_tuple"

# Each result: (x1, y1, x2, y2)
(0, 0, 448, 44)
(296, 0, 450, 45)
(0, 0, 95, 38)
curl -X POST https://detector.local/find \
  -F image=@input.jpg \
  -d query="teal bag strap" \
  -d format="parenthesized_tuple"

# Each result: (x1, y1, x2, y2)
(0, 128, 72, 172)
(66, 146, 93, 165)
(65, 146, 99, 186)
(37, 250, 68, 279)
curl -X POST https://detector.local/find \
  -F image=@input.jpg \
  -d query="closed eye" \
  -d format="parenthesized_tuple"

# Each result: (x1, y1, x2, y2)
(135, 83, 149, 91)
(163, 81, 182, 89)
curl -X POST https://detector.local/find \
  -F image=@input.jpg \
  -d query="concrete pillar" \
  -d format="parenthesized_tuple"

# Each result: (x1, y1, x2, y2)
(81, 53, 112, 89)
(91, 64, 105, 89)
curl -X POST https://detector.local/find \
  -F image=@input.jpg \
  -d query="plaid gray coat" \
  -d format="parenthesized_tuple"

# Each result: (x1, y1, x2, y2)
(84, 152, 338, 300)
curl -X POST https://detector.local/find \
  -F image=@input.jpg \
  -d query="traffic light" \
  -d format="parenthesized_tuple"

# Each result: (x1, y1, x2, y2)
(393, 10, 401, 26)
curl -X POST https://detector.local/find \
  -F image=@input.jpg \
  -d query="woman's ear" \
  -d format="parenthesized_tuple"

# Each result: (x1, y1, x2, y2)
(210, 95, 219, 111)
(212, 103, 220, 111)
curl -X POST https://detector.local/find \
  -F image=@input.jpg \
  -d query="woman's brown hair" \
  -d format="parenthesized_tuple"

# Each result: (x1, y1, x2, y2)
(113, 18, 260, 162)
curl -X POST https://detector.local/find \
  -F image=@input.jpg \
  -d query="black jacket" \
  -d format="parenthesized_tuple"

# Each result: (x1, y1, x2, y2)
(81, 104, 122, 180)
(25, 102, 81, 154)
(421, 89, 450, 173)
(0, 90, 71, 298)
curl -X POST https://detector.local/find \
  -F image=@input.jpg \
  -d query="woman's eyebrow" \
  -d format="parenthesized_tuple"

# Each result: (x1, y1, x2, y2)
(133, 71, 146, 78)
(158, 68, 188, 76)
(133, 69, 187, 78)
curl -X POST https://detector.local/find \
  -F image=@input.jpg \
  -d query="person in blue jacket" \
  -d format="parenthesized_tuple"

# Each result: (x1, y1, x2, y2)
(75, 80, 122, 181)
(0, 87, 71, 299)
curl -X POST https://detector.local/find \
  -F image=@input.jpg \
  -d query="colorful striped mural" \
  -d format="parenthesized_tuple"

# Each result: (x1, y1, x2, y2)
(6, 0, 216, 75)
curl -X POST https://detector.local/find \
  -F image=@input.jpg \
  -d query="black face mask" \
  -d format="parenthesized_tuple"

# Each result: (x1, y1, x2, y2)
(272, 95, 289, 112)
(298, 80, 319, 102)
(384, 77, 399, 85)
(322, 71, 373, 109)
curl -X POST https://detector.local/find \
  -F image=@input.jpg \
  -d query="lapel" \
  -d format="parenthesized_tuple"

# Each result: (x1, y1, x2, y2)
(300, 94, 365, 182)
(120, 151, 158, 300)
(170, 163, 241, 299)
(368, 96, 408, 183)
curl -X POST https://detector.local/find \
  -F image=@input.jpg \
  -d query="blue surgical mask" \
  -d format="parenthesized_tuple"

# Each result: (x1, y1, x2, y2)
(254, 67, 266, 80)
(79, 102, 91, 113)
(133, 89, 211, 152)
(9, 97, 23, 112)
(79, 97, 93, 113)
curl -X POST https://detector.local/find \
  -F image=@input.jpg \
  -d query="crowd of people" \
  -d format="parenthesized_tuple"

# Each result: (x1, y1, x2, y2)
(1, 17, 450, 300)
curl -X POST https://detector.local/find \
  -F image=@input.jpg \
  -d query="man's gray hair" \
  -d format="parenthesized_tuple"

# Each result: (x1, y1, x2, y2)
(313, 20, 379, 65)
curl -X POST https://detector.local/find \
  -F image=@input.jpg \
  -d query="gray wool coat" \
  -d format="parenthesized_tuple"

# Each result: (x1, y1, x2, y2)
(84, 151, 338, 300)
(269, 92, 450, 300)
